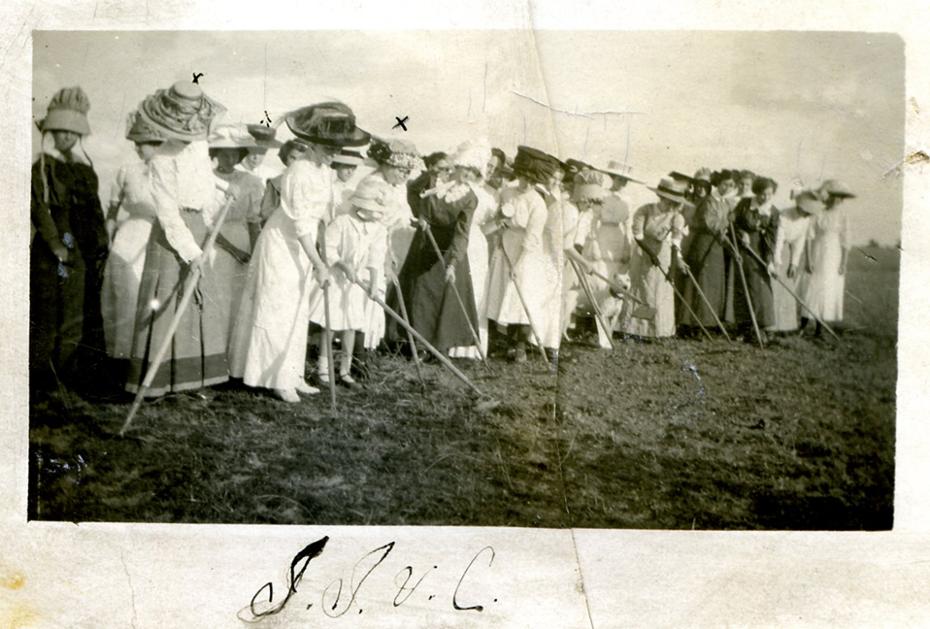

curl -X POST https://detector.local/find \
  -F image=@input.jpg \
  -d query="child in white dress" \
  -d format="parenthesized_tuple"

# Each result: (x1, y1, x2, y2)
(308, 177, 389, 388)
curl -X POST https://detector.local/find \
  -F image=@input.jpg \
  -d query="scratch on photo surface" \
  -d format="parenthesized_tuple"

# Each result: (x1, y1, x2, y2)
(120, 551, 139, 628)
(511, 89, 645, 119)
(569, 529, 596, 629)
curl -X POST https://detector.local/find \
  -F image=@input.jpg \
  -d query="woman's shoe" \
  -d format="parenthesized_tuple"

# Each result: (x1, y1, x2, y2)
(273, 388, 300, 403)
(340, 374, 361, 390)
(296, 380, 320, 395)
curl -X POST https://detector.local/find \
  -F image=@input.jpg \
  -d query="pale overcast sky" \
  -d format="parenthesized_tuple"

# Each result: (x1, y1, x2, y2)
(34, 30, 903, 245)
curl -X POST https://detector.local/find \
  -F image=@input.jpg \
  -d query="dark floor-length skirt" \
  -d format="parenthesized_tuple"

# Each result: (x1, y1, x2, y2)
(729, 241, 774, 328)
(30, 244, 86, 393)
(391, 233, 478, 352)
(680, 232, 729, 327)
(126, 210, 229, 397)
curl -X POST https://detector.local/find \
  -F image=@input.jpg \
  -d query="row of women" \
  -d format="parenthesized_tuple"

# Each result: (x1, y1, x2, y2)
(30, 82, 854, 404)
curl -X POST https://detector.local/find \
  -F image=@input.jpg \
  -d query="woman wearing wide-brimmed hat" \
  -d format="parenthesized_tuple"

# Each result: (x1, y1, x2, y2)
(771, 191, 823, 332)
(101, 111, 163, 361)
(798, 179, 854, 333)
(124, 81, 229, 398)
(31, 86, 109, 395)
(485, 146, 558, 362)
(229, 102, 369, 402)
(679, 168, 737, 336)
(621, 178, 690, 338)
(728, 176, 780, 336)
(208, 124, 267, 347)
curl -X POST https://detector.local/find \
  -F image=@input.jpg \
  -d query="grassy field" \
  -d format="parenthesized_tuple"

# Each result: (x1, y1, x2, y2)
(28, 246, 897, 529)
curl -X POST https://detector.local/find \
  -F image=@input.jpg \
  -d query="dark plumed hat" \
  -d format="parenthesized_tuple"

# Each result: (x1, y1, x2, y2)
(285, 101, 370, 147)
(513, 145, 560, 184)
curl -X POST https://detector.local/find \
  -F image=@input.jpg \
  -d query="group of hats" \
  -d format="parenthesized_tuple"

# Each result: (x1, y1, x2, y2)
(101, 80, 373, 151)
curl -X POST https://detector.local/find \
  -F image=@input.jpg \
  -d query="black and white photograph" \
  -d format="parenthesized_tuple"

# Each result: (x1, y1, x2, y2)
(26, 28, 901, 532)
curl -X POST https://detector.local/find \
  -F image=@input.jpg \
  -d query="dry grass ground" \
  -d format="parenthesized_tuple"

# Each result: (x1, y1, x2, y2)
(28, 247, 897, 529)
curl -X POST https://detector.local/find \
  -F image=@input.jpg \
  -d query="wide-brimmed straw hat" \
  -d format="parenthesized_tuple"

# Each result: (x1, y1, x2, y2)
(125, 110, 164, 143)
(350, 176, 391, 216)
(668, 171, 693, 183)
(285, 102, 370, 147)
(208, 124, 257, 150)
(597, 159, 644, 184)
(571, 169, 607, 203)
(513, 145, 560, 184)
(818, 179, 856, 199)
(246, 123, 282, 149)
(39, 86, 92, 136)
(795, 191, 825, 216)
(692, 167, 713, 184)
(332, 149, 364, 167)
(649, 177, 694, 207)
(138, 81, 225, 142)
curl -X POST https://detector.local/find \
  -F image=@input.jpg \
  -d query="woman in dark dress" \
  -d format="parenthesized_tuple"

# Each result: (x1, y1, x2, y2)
(30, 86, 108, 397)
(393, 159, 479, 353)
(729, 176, 779, 336)
(679, 169, 737, 336)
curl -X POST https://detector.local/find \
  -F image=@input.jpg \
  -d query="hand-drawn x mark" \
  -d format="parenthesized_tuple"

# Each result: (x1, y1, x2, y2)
(393, 116, 409, 131)
(192, 72, 204, 84)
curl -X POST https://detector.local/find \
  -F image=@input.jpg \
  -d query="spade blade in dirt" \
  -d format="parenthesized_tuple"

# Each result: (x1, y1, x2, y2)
(475, 398, 502, 414)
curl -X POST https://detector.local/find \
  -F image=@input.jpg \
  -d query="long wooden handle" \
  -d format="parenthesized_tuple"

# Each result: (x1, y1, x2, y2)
(681, 264, 732, 342)
(498, 245, 549, 363)
(742, 242, 841, 342)
(569, 258, 614, 350)
(120, 192, 237, 436)
(389, 274, 427, 389)
(632, 238, 715, 342)
(356, 279, 485, 397)
(725, 225, 765, 349)
(421, 222, 489, 369)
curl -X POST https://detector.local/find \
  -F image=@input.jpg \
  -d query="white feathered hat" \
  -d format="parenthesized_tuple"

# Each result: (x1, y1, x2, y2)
(451, 139, 493, 179)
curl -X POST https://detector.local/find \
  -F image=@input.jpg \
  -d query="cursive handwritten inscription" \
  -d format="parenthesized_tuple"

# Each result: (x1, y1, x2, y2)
(248, 536, 329, 619)
(243, 537, 497, 622)
(393, 564, 437, 607)
(453, 545, 496, 612)
(321, 541, 395, 618)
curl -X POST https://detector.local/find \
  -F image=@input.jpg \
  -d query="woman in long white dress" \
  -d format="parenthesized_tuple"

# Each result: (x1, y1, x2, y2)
(207, 125, 267, 348)
(621, 178, 690, 339)
(799, 179, 854, 334)
(485, 146, 560, 362)
(534, 160, 569, 360)
(447, 140, 499, 359)
(229, 102, 370, 403)
(771, 191, 822, 332)
(101, 112, 162, 359)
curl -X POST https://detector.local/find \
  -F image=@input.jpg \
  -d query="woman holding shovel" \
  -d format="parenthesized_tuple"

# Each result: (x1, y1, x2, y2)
(621, 178, 691, 339)
(124, 81, 229, 398)
(229, 102, 369, 403)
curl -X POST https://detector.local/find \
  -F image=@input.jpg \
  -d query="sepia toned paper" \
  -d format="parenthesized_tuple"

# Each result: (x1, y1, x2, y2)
(3, 1, 930, 627)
